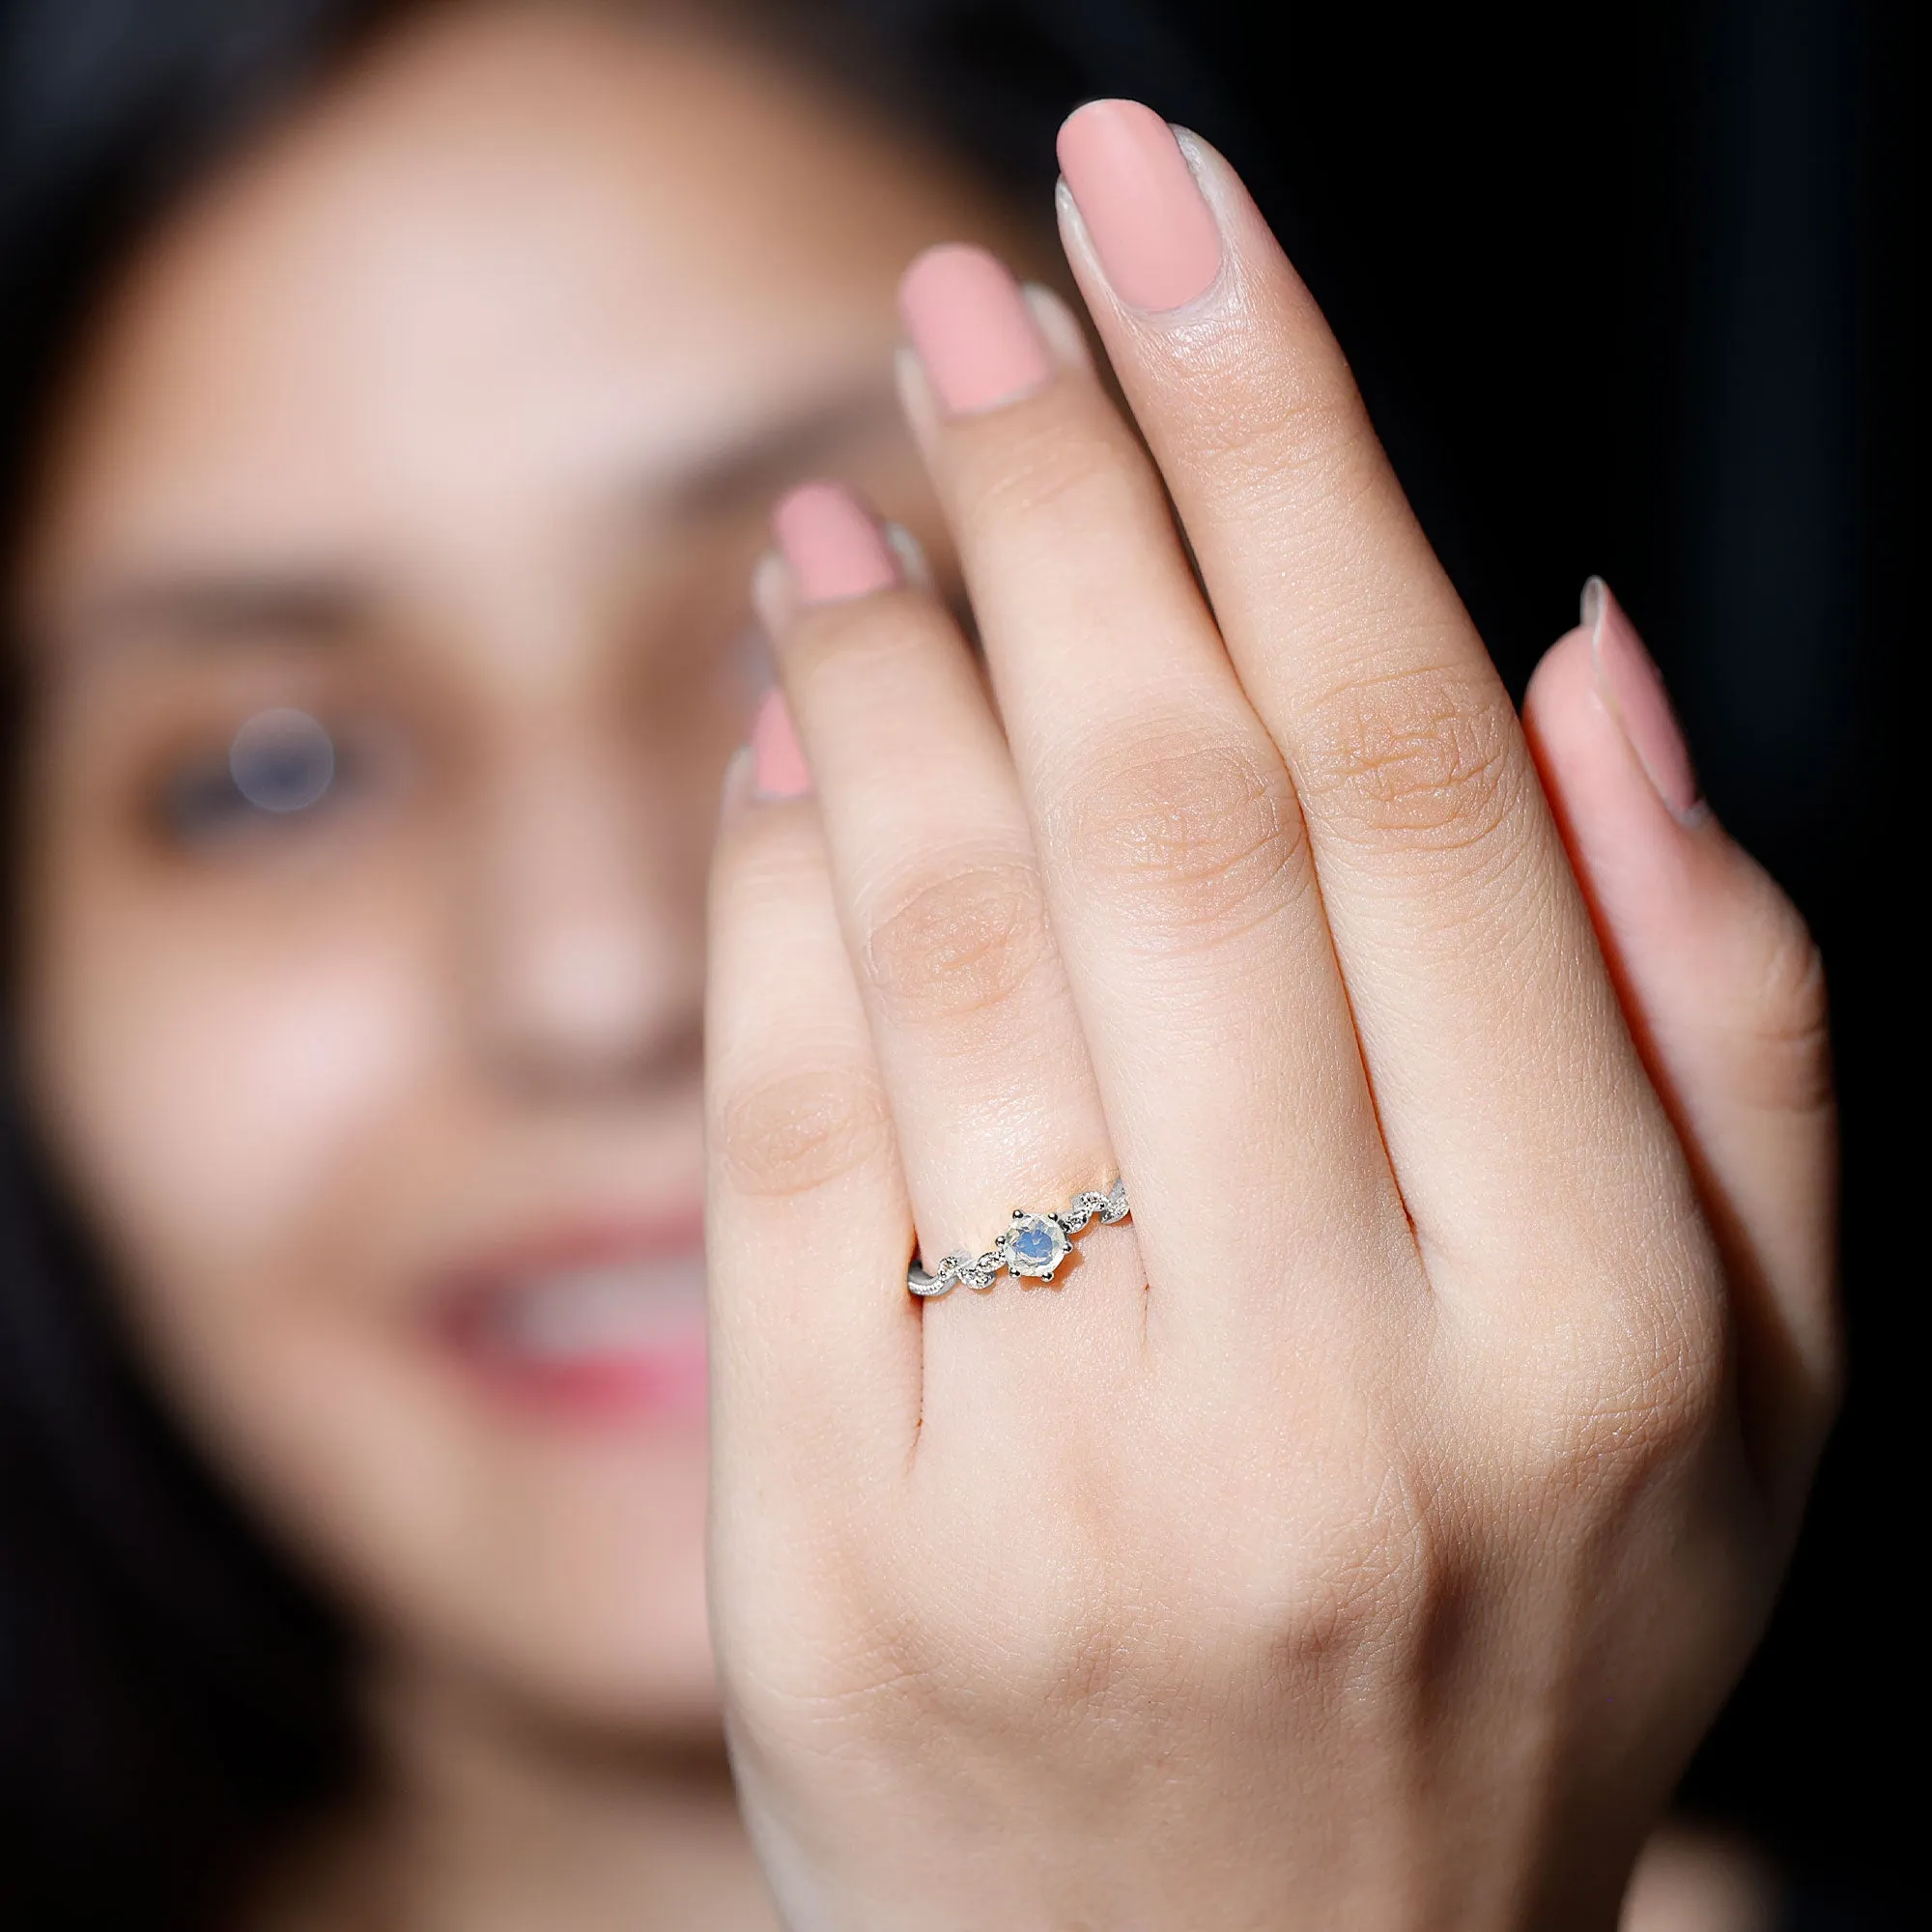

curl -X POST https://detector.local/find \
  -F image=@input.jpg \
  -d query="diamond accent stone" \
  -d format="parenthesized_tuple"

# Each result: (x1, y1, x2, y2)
(1067, 1191, 1110, 1233)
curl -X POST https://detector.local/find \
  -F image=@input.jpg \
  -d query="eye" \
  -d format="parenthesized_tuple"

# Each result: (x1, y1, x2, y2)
(229, 707, 336, 811)
(157, 707, 345, 843)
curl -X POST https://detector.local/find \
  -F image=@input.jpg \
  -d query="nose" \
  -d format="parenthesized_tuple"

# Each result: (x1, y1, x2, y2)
(465, 730, 705, 1096)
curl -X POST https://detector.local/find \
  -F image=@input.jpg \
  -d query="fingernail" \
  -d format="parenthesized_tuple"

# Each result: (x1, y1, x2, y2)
(897, 243, 1054, 416)
(1022, 281, 1096, 374)
(772, 481, 899, 605)
(718, 743, 755, 818)
(883, 520, 935, 591)
(751, 687, 810, 800)
(1584, 577, 1701, 823)
(1056, 99, 1223, 314)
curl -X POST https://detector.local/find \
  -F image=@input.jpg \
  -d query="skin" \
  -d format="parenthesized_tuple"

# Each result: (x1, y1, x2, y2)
(6, 3, 1830, 1927)
(707, 128, 1835, 1932)
(12, 6, 1023, 1924)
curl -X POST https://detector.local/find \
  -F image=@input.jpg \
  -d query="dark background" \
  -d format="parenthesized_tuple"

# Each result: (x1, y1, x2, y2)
(0, 0, 1916, 1920)
(895, 0, 1917, 1909)
(928, 0, 1915, 1912)
(1149, 0, 1917, 1914)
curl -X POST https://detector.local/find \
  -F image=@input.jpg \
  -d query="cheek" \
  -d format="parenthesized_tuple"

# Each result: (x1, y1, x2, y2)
(30, 890, 434, 1306)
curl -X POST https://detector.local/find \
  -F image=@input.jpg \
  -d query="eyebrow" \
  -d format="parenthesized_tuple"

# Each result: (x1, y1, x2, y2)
(50, 380, 907, 663)
(58, 569, 375, 668)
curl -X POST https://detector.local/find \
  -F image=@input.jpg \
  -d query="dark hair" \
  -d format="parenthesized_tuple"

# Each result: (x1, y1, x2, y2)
(0, 10, 418, 1919)
(0, 10, 417, 1920)
(0, 4, 1236, 1924)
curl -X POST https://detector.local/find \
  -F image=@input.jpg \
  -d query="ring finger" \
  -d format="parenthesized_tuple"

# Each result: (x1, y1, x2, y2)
(757, 481, 1143, 1428)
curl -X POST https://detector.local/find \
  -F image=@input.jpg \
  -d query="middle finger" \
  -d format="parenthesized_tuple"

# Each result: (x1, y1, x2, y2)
(894, 247, 1415, 1358)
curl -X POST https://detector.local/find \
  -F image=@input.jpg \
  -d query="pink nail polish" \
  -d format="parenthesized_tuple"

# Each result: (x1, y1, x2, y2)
(772, 481, 899, 605)
(897, 244, 1054, 416)
(1056, 99, 1223, 314)
(751, 687, 810, 799)
(1585, 578, 1701, 821)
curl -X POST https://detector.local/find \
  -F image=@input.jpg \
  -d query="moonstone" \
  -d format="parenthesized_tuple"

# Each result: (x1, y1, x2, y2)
(1005, 1211, 1069, 1280)
(1012, 1222, 1057, 1266)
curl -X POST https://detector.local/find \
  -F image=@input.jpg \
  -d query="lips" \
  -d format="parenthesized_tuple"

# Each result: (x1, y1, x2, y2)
(434, 1227, 709, 1423)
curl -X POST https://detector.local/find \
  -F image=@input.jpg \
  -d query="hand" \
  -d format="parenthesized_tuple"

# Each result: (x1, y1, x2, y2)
(703, 101, 1835, 1930)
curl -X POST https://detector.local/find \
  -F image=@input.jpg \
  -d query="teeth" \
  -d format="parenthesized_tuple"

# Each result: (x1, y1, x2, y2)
(487, 1255, 705, 1362)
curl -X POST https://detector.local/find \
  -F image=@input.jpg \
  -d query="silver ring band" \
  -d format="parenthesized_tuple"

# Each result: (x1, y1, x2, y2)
(907, 1178, 1129, 1296)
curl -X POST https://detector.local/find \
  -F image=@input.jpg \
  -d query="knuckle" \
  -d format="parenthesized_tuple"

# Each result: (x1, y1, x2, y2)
(1161, 276, 1368, 466)
(860, 856, 1052, 1025)
(1581, 1328, 1724, 1475)
(710, 793, 815, 906)
(1527, 1272, 1729, 1496)
(960, 411, 1151, 541)
(716, 1064, 895, 1201)
(790, 584, 945, 687)
(1183, 359, 1374, 495)
(1299, 661, 1527, 861)
(1055, 736, 1307, 941)
(1729, 895, 1833, 1115)
(1283, 1458, 1436, 1661)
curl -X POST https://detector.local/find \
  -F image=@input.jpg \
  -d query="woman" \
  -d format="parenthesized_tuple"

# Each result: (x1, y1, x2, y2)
(1, 1, 1834, 1926)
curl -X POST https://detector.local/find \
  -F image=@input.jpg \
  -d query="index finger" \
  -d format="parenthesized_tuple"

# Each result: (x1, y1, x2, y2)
(1053, 102, 1688, 1288)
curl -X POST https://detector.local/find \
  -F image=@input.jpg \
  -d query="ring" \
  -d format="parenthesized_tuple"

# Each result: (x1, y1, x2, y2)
(907, 1178, 1130, 1296)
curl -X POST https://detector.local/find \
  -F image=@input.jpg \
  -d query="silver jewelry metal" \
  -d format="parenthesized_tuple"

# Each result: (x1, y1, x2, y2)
(907, 1178, 1129, 1296)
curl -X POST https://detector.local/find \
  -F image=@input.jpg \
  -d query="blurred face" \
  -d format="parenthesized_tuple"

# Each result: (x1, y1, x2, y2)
(11, 2, 1014, 1729)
